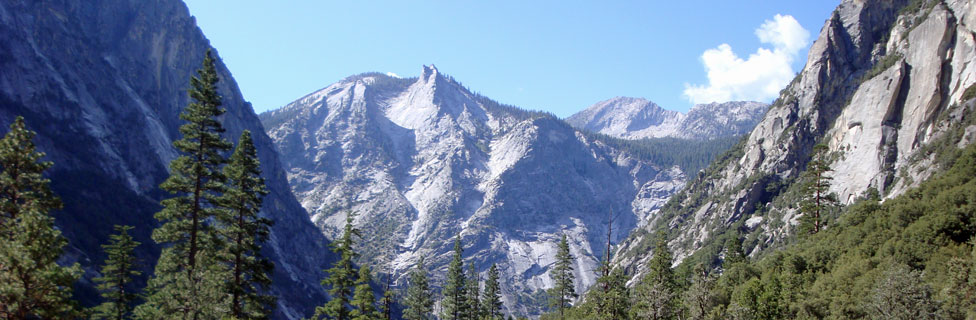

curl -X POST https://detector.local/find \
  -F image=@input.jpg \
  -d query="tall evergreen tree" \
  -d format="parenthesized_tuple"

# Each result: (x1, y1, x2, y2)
(92, 225, 142, 320)
(593, 265, 629, 320)
(403, 257, 434, 320)
(311, 214, 360, 320)
(218, 130, 275, 319)
(441, 236, 468, 320)
(481, 264, 503, 320)
(799, 144, 836, 234)
(0, 116, 82, 319)
(464, 264, 482, 320)
(351, 265, 380, 320)
(547, 234, 576, 318)
(632, 233, 678, 320)
(379, 272, 395, 320)
(136, 49, 233, 319)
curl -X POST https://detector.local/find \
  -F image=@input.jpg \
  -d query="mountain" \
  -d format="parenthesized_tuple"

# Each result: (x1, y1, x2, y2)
(0, 0, 330, 318)
(616, 0, 976, 281)
(260, 66, 700, 316)
(566, 97, 767, 140)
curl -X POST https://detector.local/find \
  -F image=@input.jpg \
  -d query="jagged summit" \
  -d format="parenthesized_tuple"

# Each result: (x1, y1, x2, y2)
(566, 97, 767, 140)
(260, 66, 690, 317)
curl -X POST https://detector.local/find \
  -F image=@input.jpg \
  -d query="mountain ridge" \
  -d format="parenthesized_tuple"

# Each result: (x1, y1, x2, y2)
(566, 97, 768, 140)
(615, 0, 976, 285)
(0, 0, 331, 318)
(260, 64, 713, 317)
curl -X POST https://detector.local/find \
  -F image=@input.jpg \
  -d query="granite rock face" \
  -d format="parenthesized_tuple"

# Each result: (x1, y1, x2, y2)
(261, 66, 688, 316)
(617, 0, 976, 283)
(566, 97, 767, 140)
(0, 1, 330, 318)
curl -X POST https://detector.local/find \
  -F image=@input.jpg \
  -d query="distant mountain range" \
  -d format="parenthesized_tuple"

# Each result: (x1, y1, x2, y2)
(566, 97, 767, 140)
(258, 65, 761, 316)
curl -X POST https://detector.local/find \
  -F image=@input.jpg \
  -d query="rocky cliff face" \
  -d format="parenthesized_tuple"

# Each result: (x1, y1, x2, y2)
(616, 0, 976, 281)
(0, 0, 330, 318)
(261, 66, 687, 316)
(566, 97, 767, 140)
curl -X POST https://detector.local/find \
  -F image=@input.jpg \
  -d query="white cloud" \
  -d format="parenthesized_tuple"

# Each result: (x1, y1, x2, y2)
(684, 14, 810, 104)
(386, 72, 401, 78)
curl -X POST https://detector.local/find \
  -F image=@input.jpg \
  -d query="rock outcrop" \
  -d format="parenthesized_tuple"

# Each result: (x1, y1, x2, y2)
(616, 0, 976, 283)
(261, 67, 688, 316)
(566, 97, 767, 140)
(0, 0, 330, 318)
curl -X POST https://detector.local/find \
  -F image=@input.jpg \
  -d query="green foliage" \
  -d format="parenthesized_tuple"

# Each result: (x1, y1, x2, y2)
(688, 142, 976, 318)
(312, 214, 361, 320)
(631, 233, 679, 320)
(0, 116, 82, 318)
(350, 265, 380, 320)
(546, 234, 576, 318)
(92, 225, 142, 320)
(593, 266, 630, 320)
(481, 264, 503, 320)
(403, 257, 434, 320)
(582, 133, 741, 174)
(859, 53, 903, 84)
(136, 49, 234, 319)
(219, 130, 275, 319)
(441, 236, 469, 320)
(868, 264, 939, 319)
(798, 144, 837, 234)
(379, 273, 395, 320)
(464, 265, 483, 320)
(942, 242, 976, 319)
(682, 264, 717, 320)
(962, 83, 976, 101)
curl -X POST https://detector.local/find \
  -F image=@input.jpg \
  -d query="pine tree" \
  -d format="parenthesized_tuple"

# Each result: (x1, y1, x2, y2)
(440, 236, 468, 320)
(403, 257, 434, 320)
(0, 116, 82, 319)
(379, 272, 395, 320)
(547, 234, 576, 318)
(683, 264, 715, 320)
(219, 130, 275, 319)
(92, 225, 142, 320)
(311, 214, 360, 320)
(799, 144, 836, 234)
(464, 264, 482, 320)
(351, 265, 380, 320)
(632, 233, 678, 320)
(136, 49, 233, 319)
(481, 264, 503, 320)
(593, 265, 629, 320)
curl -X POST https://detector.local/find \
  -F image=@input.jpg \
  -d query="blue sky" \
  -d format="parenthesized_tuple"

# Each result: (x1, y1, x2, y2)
(183, 1, 839, 117)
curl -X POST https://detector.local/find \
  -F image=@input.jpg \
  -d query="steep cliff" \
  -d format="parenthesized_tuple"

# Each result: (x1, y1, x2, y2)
(0, 0, 330, 318)
(566, 97, 767, 140)
(617, 0, 976, 282)
(261, 66, 691, 316)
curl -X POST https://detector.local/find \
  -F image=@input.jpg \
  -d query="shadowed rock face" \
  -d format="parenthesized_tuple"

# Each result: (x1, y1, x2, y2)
(617, 0, 976, 283)
(566, 97, 767, 140)
(0, 1, 330, 318)
(261, 66, 689, 317)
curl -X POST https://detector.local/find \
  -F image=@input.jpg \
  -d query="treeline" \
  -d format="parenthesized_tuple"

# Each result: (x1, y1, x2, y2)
(0, 51, 276, 319)
(540, 142, 976, 319)
(583, 133, 742, 174)
(314, 217, 512, 320)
